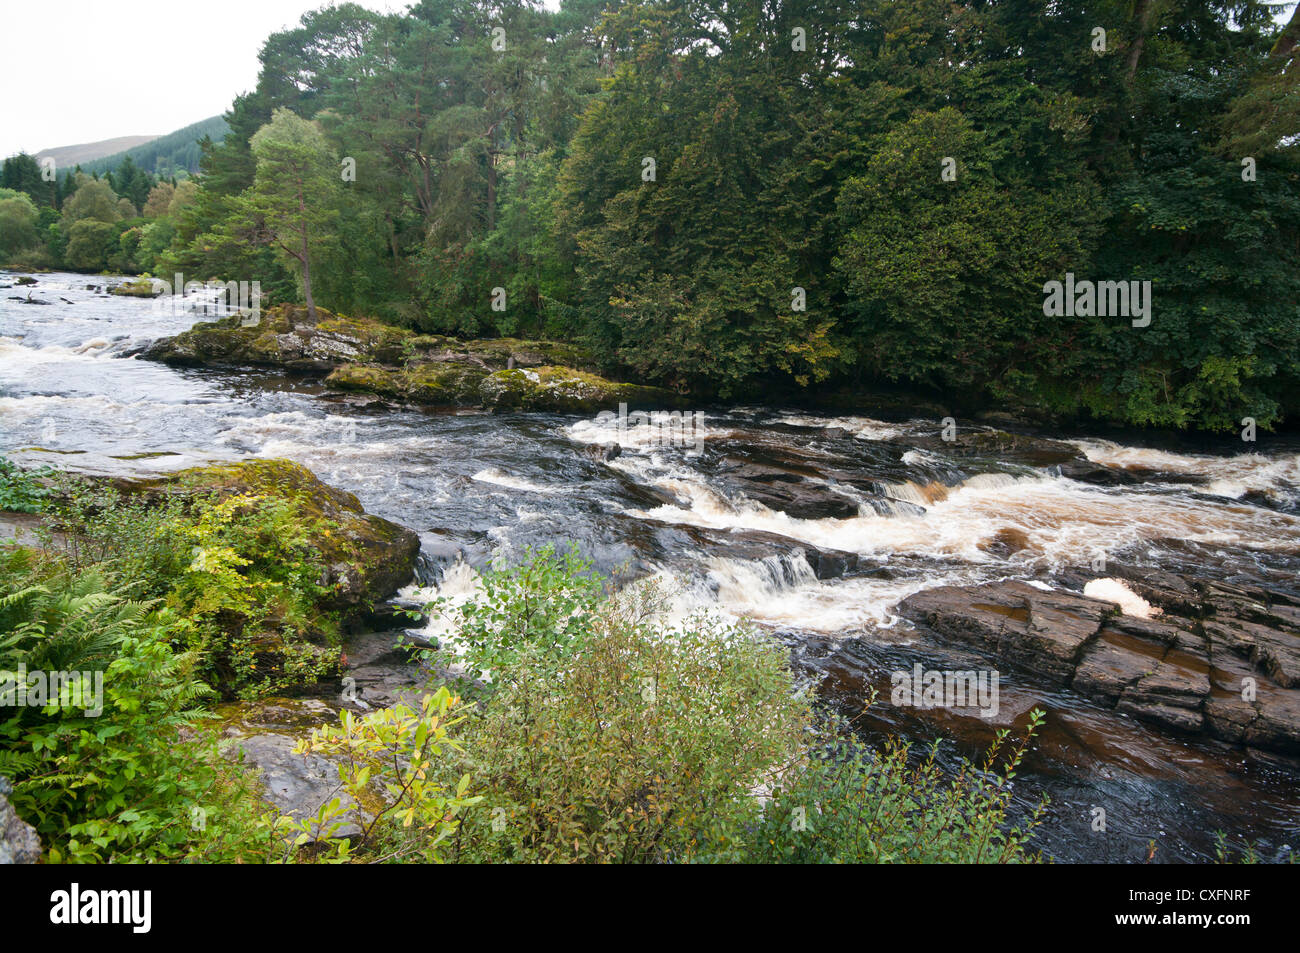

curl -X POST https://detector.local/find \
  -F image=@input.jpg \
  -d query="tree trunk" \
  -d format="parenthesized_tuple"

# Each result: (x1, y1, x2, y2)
(301, 227, 317, 324)
(1271, 5, 1300, 60)
(296, 173, 316, 324)
(1125, 0, 1158, 85)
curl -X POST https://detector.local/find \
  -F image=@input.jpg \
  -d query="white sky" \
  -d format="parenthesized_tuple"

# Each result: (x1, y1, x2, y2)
(0, 0, 407, 158)
(0, 0, 1291, 159)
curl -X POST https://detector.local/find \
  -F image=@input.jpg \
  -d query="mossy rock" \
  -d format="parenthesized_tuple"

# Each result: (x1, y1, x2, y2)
(478, 365, 682, 414)
(141, 305, 598, 381)
(325, 362, 488, 404)
(113, 458, 419, 614)
(109, 277, 162, 298)
(141, 305, 418, 373)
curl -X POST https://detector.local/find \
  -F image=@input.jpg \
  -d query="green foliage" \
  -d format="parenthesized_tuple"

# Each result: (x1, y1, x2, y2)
(0, 188, 40, 258)
(25, 0, 1295, 424)
(737, 711, 1048, 863)
(435, 543, 604, 683)
(38, 472, 343, 700)
(63, 220, 118, 271)
(427, 548, 1045, 864)
(61, 175, 121, 225)
(0, 457, 53, 513)
(282, 687, 480, 863)
(441, 570, 810, 863)
(0, 549, 276, 863)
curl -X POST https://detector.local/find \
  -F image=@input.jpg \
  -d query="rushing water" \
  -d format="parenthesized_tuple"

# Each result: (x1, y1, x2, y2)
(3, 271, 1299, 863)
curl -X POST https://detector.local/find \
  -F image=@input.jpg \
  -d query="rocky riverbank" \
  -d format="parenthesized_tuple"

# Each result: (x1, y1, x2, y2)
(898, 564, 1300, 755)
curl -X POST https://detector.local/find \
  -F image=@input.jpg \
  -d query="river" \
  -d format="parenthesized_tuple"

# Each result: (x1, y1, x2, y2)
(2, 271, 1298, 863)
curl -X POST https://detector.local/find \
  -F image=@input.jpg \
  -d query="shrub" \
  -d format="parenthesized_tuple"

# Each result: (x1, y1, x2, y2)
(433, 551, 811, 863)
(732, 712, 1048, 864)
(432, 549, 1047, 864)
(282, 687, 480, 863)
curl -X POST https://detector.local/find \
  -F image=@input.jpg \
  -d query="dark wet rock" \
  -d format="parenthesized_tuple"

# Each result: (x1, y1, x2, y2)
(0, 776, 41, 864)
(900, 428, 1083, 466)
(703, 458, 861, 520)
(579, 442, 622, 462)
(367, 597, 428, 630)
(224, 729, 368, 841)
(338, 630, 426, 710)
(14, 276, 36, 286)
(644, 523, 869, 581)
(901, 581, 1109, 682)
(898, 573, 1300, 754)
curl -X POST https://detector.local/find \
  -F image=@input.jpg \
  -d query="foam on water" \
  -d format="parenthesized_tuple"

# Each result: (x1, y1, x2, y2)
(1072, 438, 1300, 499)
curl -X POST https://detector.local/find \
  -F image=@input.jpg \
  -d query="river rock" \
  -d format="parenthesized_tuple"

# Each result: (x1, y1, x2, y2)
(0, 776, 41, 864)
(141, 305, 412, 373)
(898, 574, 1300, 754)
(108, 458, 420, 617)
(479, 365, 681, 414)
(108, 277, 162, 298)
(327, 361, 487, 405)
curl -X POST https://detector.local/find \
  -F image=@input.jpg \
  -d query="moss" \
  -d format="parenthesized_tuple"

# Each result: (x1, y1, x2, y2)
(326, 362, 487, 404)
(108, 277, 161, 298)
(325, 364, 406, 399)
(479, 365, 681, 413)
(115, 459, 418, 616)
(403, 363, 487, 403)
(141, 306, 665, 409)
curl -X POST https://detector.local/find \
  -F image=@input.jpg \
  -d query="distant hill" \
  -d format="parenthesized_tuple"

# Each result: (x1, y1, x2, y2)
(35, 135, 160, 168)
(76, 116, 231, 179)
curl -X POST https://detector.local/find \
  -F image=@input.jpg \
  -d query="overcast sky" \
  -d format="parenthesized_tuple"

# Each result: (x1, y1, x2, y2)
(1, 0, 1292, 159)
(0, 0, 406, 158)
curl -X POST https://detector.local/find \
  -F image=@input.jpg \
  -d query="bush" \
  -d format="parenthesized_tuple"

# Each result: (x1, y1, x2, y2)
(64, 220, 118, 272)
(733, 713, 1048, 864)
(0, 457, 54, 513)
(429, 548, 1046, 864)
(43, 476, 341, 698)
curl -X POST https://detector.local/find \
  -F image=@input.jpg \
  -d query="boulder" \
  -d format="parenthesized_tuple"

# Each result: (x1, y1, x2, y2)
(110, 458, 420, 616)
(479, 365, 681, 414)
(0, 777, 40, 864)
(140, 306, 411, 373)
(325, 362, 487, 405)
(108, 277, 162, 298)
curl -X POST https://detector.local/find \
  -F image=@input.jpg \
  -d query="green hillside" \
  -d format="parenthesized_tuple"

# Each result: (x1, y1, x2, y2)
(77, 116, 229, 178)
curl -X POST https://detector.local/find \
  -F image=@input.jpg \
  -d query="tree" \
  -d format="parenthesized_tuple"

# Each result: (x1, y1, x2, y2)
(243, 108, 340, 321)
(64, 220, 117, 271)
(0, 153, 54, 208)
(143, 182, 176, 218)
(0, 187, 40, 256)
(61, 175, 120, 224)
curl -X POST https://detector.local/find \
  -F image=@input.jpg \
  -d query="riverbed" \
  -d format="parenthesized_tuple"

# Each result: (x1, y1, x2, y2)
(2, 271, 1298, 863)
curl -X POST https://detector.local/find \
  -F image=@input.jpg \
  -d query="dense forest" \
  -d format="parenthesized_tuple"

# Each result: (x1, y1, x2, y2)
(3, 0, 1299, 431)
